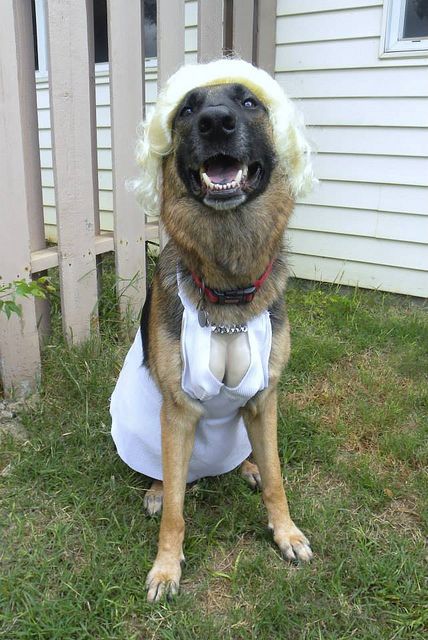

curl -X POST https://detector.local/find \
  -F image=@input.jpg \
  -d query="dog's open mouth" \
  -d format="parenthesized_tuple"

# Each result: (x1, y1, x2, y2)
(190, 154, 263, 210)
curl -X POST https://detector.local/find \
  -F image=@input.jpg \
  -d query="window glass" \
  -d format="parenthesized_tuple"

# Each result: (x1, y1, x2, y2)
(402, 0, 428, 39)
(93, 0, 157, 63)
(144, 0, 157, 58)
(31, 0, 39, 70)
(94, 0, 109, 63)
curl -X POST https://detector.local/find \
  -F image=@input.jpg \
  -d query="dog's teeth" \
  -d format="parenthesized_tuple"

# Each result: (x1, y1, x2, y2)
(235, 169, 242, 184)
(201, 172, 212, 188)
(230, 180, 237, 188)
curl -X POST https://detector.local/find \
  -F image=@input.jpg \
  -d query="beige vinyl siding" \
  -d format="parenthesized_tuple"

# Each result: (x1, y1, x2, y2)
(276, 0, 428, 297)
(37, 0, 197, 238)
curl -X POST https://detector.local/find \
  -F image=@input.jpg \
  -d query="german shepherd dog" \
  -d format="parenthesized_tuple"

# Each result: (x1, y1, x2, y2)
(124, 80, 313, 601)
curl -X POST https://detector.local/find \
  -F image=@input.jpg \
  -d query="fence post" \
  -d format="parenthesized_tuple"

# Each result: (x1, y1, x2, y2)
(198, 0, 223, 62)
(157, 0, 185, 250)
(0, 0, 43, 396)
(46, 0, 99, 343)
(107, 0, 146, 323)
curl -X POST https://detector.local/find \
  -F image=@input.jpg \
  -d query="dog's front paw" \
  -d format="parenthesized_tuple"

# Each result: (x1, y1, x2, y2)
(271, 522, 313, 564)
(145, 555, 183, 603)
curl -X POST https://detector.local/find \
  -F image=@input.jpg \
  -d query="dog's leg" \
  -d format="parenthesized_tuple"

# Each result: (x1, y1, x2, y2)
(242, 389, 313, 563)
(146, 398, 199, 602)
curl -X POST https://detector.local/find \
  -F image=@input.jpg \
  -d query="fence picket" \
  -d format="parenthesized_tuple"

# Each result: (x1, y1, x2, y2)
(107, 0, 147, 322)
(0, 0, 43, 395)
(255, 0, 276, 74)
(157, 0, 185, 249)
(46, 0, 99, 343)
(198, 0, 223, 62)
(232, 0, 255, 62)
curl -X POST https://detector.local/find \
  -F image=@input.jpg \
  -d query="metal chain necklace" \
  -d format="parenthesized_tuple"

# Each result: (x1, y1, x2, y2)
(197, 295, 248, 333)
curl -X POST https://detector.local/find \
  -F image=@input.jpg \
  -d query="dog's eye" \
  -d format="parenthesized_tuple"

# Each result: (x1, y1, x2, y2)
(180, 105, 193, 116)
(242, 98, 257, 108)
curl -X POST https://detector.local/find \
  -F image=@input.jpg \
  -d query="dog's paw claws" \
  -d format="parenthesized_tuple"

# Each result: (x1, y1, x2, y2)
(146, 559, 182, 603)
(143, 484, 164, 516)
(245, 472, 262, 490)
(274, 524, 313, 565)
(146, 578, 179, 603)
(241, 461, 263, 491)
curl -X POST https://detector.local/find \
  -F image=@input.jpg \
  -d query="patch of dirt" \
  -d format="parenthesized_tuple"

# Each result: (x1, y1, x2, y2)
(0, 398, 30, 477)
(183, 535, 256, 616)
(0, 399, 29, 439)
(286, 350, 412, 408)
(376, 498, 425, 542)
(300, 465, 349, 500)
(284, 350, 419, 455)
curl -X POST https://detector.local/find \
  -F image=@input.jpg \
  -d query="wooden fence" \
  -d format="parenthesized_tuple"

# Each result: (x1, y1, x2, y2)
(0, 0, 276, 396)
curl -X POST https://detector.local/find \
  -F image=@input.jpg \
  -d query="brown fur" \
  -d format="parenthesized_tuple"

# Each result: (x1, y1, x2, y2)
(142, 87, 312, 603)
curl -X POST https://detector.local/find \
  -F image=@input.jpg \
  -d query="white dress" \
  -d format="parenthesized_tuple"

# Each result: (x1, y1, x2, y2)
(110, 278, 272, 483)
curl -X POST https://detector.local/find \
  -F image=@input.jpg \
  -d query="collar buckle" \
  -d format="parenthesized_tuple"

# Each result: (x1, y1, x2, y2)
(211, 285, 256, 305)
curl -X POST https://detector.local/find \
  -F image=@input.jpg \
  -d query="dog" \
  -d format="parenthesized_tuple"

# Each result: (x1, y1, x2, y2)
(110, 59, 316, 602)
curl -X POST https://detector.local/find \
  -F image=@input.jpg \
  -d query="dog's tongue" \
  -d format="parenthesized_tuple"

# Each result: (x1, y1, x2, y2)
(205, 157, 241, 184)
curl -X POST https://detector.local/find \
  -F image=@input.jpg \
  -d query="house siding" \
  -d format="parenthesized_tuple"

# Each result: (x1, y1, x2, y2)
(276, 0, 428, 297)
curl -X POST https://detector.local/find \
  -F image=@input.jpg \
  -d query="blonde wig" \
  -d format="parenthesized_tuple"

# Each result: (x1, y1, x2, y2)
(131, 58, 316, 217)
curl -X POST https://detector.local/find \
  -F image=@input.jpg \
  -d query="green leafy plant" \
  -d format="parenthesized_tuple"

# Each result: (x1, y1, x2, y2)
(0, 276, 55, 318)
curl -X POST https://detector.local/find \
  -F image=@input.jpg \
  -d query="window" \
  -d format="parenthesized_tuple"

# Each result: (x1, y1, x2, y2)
(94, 0, 109, 63)
(31, 0, 38, 70)
(144, 0, 157, 59)
(33, 0, 48, 74)
(33, 0, 158, 74)
(380, 0, 428, 56)
(93, 0, 157, 63)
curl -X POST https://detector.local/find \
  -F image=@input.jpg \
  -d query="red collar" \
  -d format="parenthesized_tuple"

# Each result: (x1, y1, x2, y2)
(191, 261, 273, 305)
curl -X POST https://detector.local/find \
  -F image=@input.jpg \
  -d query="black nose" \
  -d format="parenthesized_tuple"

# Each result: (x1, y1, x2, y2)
(197, 105, 236, 139)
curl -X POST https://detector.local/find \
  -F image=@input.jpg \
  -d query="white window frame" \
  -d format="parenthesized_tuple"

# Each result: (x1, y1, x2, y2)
(379, 0, 428, 58)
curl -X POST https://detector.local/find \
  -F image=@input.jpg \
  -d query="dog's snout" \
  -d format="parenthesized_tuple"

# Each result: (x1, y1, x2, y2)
(198, 106, 236, 139)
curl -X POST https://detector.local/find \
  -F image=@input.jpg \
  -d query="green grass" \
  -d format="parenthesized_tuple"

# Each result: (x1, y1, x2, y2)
(1, 261, 427, 639)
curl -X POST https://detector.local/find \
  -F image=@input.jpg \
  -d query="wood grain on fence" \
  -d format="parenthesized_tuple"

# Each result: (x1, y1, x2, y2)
(198, 0, 223, 62)
(107, 0, 147, 321)
(157, 0, 185, 250)
(0, 0, 43, 395)
(255, 0, 276, 74)
(46, 0, 99, 343)
(232, 0, 255, 62)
